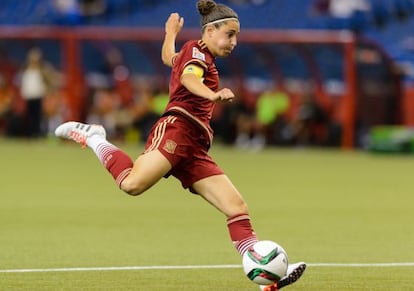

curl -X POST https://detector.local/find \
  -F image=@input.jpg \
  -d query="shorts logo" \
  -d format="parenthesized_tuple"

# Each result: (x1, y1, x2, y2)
(192, 47, 205, 61)
(163, 139, 177, 154)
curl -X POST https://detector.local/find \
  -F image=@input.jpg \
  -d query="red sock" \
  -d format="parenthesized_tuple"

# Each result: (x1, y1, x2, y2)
(227, 214, 258, 256)
(95, 143, 133, 187)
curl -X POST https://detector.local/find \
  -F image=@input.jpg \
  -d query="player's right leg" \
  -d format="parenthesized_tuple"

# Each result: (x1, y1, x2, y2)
(55, 121, 171, 195)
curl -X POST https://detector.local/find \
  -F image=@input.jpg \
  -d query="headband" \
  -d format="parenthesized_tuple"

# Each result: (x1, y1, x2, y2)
(202, 17, 239, 28)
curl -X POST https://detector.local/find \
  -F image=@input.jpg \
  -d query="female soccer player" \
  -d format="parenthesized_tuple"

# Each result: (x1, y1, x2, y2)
(55, 1, 305, 289)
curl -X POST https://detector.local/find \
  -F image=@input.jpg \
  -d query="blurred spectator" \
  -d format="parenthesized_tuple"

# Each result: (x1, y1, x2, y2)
(42, 87, 69, 136)
(88, 46, 134, 107)
(231, 85, 265, 150)
(51, 0, 82, 25)
(51, 0, 107, 25)
(311, 0, 331, 15)
(82, 44, 133, 141)
(78, 0, 107, 17)
(0, 47, 18, 86)
(256, 87, 290, 145)
(104, 47, 134, 108)
(86, 86, 120, 138)
(328, 0, 370, 19)
(312, 0, 371, 31)
(289, 91, 329, 146)
(0, 74, 14, 134)
(19, 47, 57, 138)
(151, 88, 169, 117)
(129, 78, 161, 142)
(232, 86, 292, 150)
(209, 78, 239, 144)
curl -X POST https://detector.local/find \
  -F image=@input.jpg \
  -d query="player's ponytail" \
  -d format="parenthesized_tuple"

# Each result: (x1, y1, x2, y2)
(197, 0, 238, 31)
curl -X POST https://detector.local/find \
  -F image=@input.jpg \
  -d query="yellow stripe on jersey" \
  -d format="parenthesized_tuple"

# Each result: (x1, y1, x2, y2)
(182, 64, 204, 78)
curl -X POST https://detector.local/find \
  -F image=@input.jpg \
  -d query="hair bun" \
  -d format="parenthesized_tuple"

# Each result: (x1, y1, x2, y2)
(197, 0, 216, 16)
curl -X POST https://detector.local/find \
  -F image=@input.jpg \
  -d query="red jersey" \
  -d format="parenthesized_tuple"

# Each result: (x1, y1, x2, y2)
(164, 40, 219, 143)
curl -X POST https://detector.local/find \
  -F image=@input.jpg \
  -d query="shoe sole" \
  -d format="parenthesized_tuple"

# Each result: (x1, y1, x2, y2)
(277, 263, 306, 289)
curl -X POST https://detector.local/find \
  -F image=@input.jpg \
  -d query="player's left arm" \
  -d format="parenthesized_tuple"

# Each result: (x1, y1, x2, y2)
(181, 65, 235, 102)
(162, 13, 184, 67)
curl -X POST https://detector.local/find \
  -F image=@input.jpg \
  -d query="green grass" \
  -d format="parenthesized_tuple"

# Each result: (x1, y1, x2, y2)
(1, 138, 413, 290)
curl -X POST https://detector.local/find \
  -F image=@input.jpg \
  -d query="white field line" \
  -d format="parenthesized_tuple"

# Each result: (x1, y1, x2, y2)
(0, 263, 414, 274)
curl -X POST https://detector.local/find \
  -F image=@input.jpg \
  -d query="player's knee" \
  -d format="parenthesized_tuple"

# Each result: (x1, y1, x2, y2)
(120, 179, 147, 196)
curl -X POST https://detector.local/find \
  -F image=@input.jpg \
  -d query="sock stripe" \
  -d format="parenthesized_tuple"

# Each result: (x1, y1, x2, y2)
(87, 137, 134, 189)
(116, 168, 132, 187)
(96, 144, 119, 165)
(227, 213, 258, 256)
(227, 214, 250, 225)
(237, 236, 258, 255)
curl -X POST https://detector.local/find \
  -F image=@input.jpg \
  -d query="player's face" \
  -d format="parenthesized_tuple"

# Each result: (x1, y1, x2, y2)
(208, 20, 240, 57)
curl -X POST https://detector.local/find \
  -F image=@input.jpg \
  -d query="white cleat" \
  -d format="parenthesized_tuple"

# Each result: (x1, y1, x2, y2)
(55, 121, 106, 147)
(259, 262, 306, 290)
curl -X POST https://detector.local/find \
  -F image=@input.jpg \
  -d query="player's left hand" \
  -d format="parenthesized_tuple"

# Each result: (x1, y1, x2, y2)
(215, 88, 235, 102)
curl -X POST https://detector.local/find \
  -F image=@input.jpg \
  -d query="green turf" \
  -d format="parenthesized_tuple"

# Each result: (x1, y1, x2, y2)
(1, 138, 413, 290)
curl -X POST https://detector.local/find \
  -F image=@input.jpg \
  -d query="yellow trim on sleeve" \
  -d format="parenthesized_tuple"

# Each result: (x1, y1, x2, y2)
(182, 64, 204, 78)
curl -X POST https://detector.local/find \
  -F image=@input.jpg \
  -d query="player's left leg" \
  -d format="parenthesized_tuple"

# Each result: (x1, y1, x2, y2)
(192, 174, 258, 256)
(192, 175, 306, 289)
(260, 262, 307, 290)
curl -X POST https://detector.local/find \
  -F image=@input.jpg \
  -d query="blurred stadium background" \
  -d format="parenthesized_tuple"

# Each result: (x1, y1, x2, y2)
(1, 0, 414, 151)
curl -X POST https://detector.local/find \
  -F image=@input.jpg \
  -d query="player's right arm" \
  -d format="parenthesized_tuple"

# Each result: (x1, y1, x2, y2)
(162, 13, 184, 67)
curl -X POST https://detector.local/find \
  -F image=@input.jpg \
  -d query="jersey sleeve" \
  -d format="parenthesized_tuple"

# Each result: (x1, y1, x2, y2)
(176, 42, 208, 76)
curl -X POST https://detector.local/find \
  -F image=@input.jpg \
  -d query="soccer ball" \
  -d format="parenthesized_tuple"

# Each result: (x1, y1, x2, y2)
(242, 240, 288, 285)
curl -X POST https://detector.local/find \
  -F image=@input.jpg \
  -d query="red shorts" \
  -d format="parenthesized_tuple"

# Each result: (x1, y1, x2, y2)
(144, 113, 224, 192)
